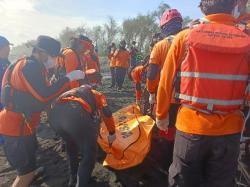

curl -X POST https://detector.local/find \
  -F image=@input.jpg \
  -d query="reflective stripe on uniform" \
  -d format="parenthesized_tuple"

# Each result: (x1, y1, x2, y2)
(177, 72, 248, 81)
(175, 93, 244, 106)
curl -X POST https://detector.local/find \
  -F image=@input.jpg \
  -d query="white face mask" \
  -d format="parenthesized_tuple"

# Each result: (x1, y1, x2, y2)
(44, 56, 55, 70)
(232, 4, 241, 18)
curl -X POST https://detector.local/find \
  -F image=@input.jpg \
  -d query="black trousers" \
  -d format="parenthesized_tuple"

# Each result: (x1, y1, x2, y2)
(49, 102, 100, 187)
(169, 130, 240, 187)
(110, 67, 116, 87)
(115, 67, 127, 89)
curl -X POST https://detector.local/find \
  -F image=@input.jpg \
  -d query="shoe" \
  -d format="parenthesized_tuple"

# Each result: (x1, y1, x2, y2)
(68, 175, 77, 187)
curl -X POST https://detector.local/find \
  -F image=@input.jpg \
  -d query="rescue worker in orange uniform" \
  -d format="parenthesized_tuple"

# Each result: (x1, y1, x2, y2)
(147, 9, 183, 105)
(156, 1, 250, 186)
(49, 83, 116, 187)
(130, 41, 139, 68)
(146, 10, 183, 171)
(108, 43, 117, 88)
(129, 58, 149, 106)
(83, 42, 102, 85)
(56, 35, 93, 89)
(113, 40, 130, 91)
(83, 42, 101, 72)
(0, 36, 85, 187)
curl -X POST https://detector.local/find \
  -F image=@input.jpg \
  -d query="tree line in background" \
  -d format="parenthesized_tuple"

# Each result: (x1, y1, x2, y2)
(10, 2, 192, 61)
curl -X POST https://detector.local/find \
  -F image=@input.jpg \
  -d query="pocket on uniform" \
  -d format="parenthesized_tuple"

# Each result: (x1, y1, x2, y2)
(174, 131, 203, 162)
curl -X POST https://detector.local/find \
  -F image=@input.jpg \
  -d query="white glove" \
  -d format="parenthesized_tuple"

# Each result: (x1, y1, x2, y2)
(66, 70, 85, 81)
(156, 117, 169, 131)
(149, 93, 156, 105)
(108, 133, 116, 146)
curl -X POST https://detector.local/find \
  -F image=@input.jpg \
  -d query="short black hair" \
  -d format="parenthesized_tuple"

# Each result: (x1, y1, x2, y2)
(199, 0, 236, 15)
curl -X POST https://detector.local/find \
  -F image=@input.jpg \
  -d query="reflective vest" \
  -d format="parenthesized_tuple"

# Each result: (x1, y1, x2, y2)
(175, 23, 250, 113)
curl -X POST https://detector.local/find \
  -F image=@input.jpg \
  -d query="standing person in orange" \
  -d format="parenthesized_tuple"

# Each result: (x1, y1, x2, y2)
(113, 40, 130, 91)
(147, 9, 183, 106)
(156, 0, 250, 186)
(83, 42, 102, 85)
(84, 42, 100, 73)
(56, 35, 93, 89)
(146, 10, 183, 169)
(108, 43, 117, 88)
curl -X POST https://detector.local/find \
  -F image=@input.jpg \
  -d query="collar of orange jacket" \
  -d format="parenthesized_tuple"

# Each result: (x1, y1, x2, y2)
(204, 14, 237, 26)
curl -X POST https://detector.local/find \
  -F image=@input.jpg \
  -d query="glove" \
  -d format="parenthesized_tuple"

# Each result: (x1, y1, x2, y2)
(66, 70, 85, 81)
(149, 93, 156, 105)
(156, 117, 169, 131)
(107, 133, 116, 146)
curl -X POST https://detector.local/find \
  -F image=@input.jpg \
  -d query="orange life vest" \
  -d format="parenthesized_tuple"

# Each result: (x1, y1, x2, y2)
(0, 58, 43, 136)
(175, 23, 250, 113)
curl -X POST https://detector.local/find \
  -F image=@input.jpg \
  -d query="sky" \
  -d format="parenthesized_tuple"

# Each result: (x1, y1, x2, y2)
(0, 0, 202, 45)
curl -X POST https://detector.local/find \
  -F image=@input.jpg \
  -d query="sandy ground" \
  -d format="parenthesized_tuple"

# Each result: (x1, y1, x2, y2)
(0, 78, 170, 187)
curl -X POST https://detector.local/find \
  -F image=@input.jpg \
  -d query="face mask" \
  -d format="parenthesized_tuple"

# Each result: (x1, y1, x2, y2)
(44, 56, 55, 70)
(232, 4, 241, 18)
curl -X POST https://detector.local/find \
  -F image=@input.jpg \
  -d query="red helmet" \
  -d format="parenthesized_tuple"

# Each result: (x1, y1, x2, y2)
(160, 9, 183, 28)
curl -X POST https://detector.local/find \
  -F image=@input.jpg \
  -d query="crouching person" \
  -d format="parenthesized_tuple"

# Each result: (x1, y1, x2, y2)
(48, 85, 116, 187)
